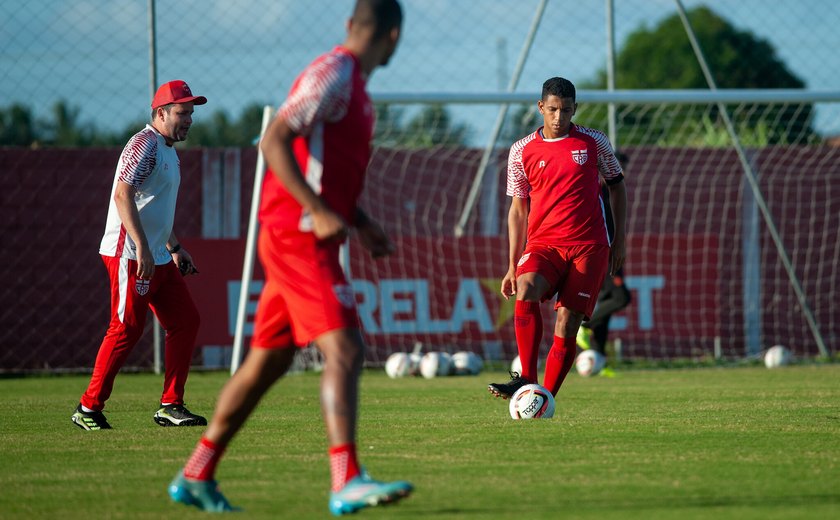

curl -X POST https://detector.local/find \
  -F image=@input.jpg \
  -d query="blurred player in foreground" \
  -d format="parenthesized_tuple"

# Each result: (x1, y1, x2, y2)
(72, 80, 207, 430)
(576, 151, 633, 376)
(488, 76, 627, 399)
(168, 0, 411, 515)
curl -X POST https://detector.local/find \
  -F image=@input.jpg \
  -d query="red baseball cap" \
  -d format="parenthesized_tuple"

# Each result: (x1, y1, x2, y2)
(151, 80, 207, 109)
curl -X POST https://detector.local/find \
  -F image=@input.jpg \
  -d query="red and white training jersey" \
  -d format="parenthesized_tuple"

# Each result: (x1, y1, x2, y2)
(507, 123, 624, 247)
(259, 46, 375, 231)
(99, 124, 180, 265)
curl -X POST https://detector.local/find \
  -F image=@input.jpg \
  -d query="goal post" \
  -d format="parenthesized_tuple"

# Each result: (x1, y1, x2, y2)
(231, 105, 274, 375)
(231, 89, 840, 373)
(362, 89, 839, 363)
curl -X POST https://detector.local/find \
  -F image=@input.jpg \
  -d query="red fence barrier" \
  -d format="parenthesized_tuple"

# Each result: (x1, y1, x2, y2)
(1, 146, 837, 371)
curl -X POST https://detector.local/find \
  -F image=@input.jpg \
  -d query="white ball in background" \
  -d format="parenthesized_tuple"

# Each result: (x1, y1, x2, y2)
(575, 350, 606, 377)
(510, 355, 522, 375)
(419, 352, 452, 379)
(764, 345, 792, 368)
(384, 352, 411, 378)
(451, 351, 483, 375)
(439, 352, 453, 375)
(408, 352, 422, 376)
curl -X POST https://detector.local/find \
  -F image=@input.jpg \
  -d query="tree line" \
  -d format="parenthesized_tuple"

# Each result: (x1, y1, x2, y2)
(0, 7, 819, 149)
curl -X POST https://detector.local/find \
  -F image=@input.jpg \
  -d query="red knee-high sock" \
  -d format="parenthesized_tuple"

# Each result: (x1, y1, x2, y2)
(329, 443, 361, 491)
(542, 336, 577, 396)
(514, 300, 542, 383)
(184, 436, 226, 481)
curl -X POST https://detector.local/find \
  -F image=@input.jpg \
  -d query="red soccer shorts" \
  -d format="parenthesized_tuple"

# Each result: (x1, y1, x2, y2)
(515, 243, 610, 319)
(251, 227, 359, 349)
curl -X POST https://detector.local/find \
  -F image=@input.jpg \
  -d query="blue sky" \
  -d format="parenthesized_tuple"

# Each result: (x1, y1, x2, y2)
(2, 0, 838, 143)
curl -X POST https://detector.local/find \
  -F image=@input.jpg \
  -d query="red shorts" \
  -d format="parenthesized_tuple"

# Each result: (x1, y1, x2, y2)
(251, 227, 359, 349)
(516, 243, 610, 319)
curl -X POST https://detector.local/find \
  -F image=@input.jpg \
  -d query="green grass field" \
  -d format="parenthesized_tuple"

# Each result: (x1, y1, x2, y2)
(1, 365, 838, 519)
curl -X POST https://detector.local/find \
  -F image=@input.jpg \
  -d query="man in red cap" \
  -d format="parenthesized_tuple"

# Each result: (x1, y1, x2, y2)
(72, 80, 208, 431)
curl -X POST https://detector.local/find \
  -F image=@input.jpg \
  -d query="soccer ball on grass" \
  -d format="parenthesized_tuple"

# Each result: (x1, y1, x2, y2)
(451, 351, 483, 375)
(575, 350, 605, 377)
(385, 352, 412, 378)
(509, 384, 555, 419)
(764, 345, 792, 368)
(510, 355, 522, 375)
(419, 351, 452, 378)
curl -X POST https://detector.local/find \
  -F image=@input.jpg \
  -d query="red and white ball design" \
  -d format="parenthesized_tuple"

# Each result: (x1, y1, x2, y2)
(509, 384, 555, 419)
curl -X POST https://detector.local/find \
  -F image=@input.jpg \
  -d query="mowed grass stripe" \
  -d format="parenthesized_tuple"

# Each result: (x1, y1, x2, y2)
(0, 365, 837, 519)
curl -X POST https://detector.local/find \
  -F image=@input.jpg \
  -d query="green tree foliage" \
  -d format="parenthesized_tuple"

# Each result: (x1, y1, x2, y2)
(185, 103, 265, 147)
(0, 104, 37, 146)
(374, 103, 468, 148)
(1, 101, 468, 149)
(0, 101, 265, 148)
(501, 104, 539, 144)
(581, 6, 815, 145)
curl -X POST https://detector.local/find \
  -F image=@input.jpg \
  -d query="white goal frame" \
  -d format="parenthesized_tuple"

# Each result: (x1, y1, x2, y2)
(228, 88, 839, 374)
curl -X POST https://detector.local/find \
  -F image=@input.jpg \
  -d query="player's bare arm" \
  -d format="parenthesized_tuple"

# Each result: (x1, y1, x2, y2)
(607, 180, 627, 275)
(502, 196, 529, 299)
(354, 207, 395, 258)
(113, 181, 155, 279)
(260, 115, 348, 242)
(167, 232, 198, 275)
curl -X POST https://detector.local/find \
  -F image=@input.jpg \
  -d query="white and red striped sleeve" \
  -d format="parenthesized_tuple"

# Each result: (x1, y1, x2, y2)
(578, 125, 624, 184)
(278, 52, 354, 136)
(506, 132, 537, 198)
(117, 128, 157, 188)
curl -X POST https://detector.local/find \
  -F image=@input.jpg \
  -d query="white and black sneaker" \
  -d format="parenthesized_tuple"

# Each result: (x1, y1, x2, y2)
(154, 404, 207, 427)
(71, 404, 113, 430)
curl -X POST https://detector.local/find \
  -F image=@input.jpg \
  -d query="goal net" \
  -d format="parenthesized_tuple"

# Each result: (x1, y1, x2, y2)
(332, 91, 839, 366)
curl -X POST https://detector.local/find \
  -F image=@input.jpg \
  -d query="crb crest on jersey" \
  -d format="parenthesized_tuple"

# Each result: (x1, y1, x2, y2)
(135, 278, 151, 296)
(571, 149, 588, 165)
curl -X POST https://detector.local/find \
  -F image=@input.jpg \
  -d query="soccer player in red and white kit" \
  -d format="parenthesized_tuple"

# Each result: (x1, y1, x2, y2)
(72, 80, 208, 430)
(488, 77, 627, 399)
(168, 1, 411, 515)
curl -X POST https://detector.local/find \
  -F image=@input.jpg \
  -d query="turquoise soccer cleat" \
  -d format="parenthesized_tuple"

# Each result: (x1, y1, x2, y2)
(328, 470, 413, 516)
(168, 471, 238, 512)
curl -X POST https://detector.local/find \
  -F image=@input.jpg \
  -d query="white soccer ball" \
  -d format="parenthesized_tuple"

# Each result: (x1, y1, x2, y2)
(419, 352, 452, 379)
(510, 355, 522, 375)
(575, 350, 606, 377)
(451, 351, 483, 375)
(509, 384, 555, 419)
(385, 352, 412, 378)
(764, 345, 792, 368)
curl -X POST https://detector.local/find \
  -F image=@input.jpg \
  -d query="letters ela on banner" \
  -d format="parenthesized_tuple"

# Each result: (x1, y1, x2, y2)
(186, 234, 718, 347)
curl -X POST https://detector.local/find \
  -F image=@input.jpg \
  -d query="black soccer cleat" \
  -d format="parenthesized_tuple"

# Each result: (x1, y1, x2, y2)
(488, 371, 529, 400)
(154, 404, 208, 427)
(71, 404, 113, 430)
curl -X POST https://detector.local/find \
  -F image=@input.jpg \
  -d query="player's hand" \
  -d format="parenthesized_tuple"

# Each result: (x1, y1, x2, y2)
(311, 207, 349, 242)
(356, 219, 395, 258)
(171, 248, 199, 276)
(610, 236, 626, 276)
(501, 267, 517, 300)
(136, 245, 155, 280)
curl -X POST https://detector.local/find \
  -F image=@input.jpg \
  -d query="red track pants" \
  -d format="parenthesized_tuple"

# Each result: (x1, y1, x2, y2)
(80, 255, 200, 411)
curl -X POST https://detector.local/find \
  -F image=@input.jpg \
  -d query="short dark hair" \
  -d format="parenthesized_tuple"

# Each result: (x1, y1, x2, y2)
(150, 104, 173, 122)
(352, 0, 403, 39)
(542, 77, 576, 102)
